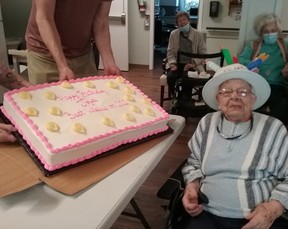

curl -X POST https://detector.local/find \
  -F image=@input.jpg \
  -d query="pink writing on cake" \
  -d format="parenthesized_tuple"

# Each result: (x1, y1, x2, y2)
(114, 99, 129, 107)
(63, 110, 86, 119)
(58, 89, 106, 103)
(89, 107, 108, 113)
(80, 98, 98, 107)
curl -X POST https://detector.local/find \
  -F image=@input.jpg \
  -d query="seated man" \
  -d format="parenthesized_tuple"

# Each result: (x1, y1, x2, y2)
(166, 11, 207, 99)
(180, 63, 288, 229)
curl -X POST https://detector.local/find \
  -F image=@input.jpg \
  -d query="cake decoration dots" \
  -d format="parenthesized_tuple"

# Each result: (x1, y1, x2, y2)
(24, 107, 39, 116)
(19, 91, 32, 100)
(46, 121, 60, 132)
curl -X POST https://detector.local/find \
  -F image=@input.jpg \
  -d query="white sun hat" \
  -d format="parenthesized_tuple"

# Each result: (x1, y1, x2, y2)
(202, 63, 271, 110)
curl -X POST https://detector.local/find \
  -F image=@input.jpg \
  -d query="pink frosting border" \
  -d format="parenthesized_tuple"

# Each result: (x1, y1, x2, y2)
(2, 75, 169, 171)
(1, 106, 168, 171)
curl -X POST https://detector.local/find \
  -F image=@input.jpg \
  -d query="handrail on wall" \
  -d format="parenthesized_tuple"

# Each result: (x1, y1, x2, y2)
(109, 14, 126, 25)
(206, 27, 239, 32)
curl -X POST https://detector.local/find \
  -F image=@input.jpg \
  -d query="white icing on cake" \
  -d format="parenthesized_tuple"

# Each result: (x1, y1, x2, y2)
(1, 76, 169, 171)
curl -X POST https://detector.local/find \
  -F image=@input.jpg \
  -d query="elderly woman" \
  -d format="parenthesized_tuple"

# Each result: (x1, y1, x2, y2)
(166, 11, 207, 98)
(179, 64, 288, 229)
(0, 58, 32, 143)
(238, 13, 288, 125)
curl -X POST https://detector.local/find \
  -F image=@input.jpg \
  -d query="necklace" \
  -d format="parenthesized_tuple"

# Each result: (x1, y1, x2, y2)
(216, 114, 253, 140)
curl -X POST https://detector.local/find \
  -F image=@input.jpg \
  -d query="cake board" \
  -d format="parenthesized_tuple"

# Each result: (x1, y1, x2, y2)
(0, 109, 175, 197)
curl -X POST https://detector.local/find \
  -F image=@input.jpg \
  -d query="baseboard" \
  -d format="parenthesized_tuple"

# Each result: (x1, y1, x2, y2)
(129, 64, 149, 69)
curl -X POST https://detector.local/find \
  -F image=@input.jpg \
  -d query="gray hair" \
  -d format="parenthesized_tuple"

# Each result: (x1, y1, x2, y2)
(175, 11, 190, 26)
(253, 13, 281, 36)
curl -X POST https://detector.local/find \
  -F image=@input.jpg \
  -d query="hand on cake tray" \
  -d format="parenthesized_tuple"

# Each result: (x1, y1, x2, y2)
(0, 123, 17, 143)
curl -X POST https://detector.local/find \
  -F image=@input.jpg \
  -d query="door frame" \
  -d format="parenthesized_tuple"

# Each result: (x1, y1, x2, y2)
(149, 0, 155, 70)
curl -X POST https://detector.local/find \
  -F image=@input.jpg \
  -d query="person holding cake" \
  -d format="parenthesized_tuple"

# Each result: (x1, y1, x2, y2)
(25, 0, 121, 84)
(0, 58, 32, 143)
(177, 63, 288, 228)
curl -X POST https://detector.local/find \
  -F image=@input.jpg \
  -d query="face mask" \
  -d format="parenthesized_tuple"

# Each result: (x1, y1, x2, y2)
(263, 32, 278, 44)
(179, 23, 190, 34)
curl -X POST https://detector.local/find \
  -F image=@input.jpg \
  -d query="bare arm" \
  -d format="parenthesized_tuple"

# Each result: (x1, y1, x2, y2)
(0, 59, 30, 143)
(92, 1, 121, 76)
(34, 0, 75, 81)
(0, 59, 32, 89)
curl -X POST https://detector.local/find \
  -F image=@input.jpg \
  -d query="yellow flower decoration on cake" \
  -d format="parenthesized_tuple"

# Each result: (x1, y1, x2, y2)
(107, 81, 119, 89)
(84, 81, 96, 89)
(61, 81, 73, 89)
(125, 87, 135, 94)
(144, 108, 155, 117)
(24, 107, 39, 116)
(130, 105, 142, 114)
(124, 94, 135, 102)
(46, 121, 60, 132)
(123, 113, 136, 122)
(102, 117, 115, 127)
(19, 91, 32, 100)
(73, 123, 86, 134)
(49, 106, 62, 116)
(116, 76, 125, 84)
(142, 98, 152, 106)
(44, 91, 57, 100)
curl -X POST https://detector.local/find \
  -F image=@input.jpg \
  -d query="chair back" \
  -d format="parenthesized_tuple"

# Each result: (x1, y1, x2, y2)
(172, 51, 224, 118)
(176, 50, 224, 75)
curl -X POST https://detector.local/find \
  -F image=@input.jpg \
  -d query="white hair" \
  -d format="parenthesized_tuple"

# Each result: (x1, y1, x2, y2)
(253, 13, 281, 36)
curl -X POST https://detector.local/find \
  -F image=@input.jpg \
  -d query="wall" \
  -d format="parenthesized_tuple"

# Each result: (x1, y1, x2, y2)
(198, 0, 241, 58)
(198, 0, 241, 31)
(280, 0, 288, 33)
(1, 0, 32, 47)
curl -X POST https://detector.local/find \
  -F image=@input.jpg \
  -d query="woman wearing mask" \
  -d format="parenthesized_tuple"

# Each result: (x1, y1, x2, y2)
(166, 11, 207, 98)
(238, 13, 288, 125)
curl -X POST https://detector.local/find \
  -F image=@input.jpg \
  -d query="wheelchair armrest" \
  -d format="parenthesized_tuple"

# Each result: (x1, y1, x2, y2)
(162, 58, 171, 73)
(283, 211, 288, 220)
(157, 159, 187, 200)
(160, 73, 168, 86)
(157, 178, 183, 200)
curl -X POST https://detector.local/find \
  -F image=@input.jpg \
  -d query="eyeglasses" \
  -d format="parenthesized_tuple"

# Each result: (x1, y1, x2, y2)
(217, 88, 253, 97)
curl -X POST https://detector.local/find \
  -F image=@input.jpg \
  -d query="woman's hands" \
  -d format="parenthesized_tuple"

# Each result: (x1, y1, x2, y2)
(242, 200, 285, 229)
(182, 180, 203, 217)
(281, 64, 288, 78)
(184, 63, 196, 71)
(169, 63, 197, 72)
(0, 123, 17, 143)
(170, 63, 177, 71)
